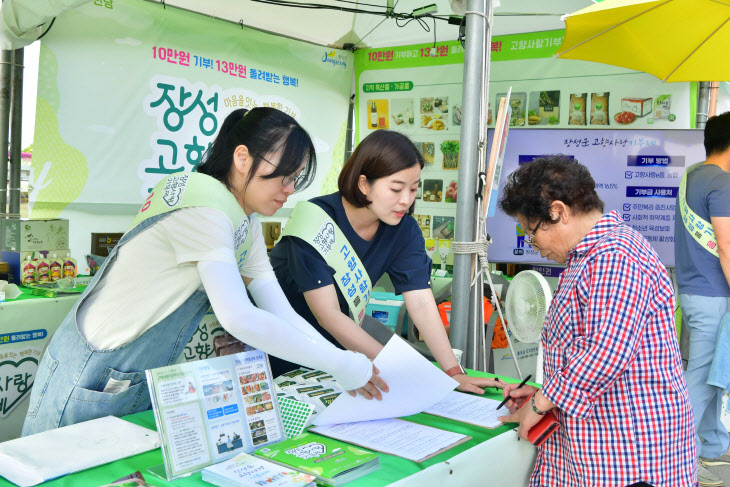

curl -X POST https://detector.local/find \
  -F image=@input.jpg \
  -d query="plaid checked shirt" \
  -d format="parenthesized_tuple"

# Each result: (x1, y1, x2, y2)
(535, 211, 696, 487)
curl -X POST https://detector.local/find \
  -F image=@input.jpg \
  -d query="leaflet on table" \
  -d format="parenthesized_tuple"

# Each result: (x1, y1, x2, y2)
(423, 391, 503, 429)
(312, 336, 458, 425)
(309, 418, 471, 463)
(146, 350, 285, 480)
(202, 452, 316, 487)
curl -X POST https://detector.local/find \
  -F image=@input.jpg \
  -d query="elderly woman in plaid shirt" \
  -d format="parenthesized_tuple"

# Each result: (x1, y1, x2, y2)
(496, 156, 696, 487)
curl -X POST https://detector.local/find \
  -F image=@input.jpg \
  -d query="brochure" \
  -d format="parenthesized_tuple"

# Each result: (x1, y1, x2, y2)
(146, 350, 285, 480)
(202, 452, 316, 487)
(255, 432, 380, 487)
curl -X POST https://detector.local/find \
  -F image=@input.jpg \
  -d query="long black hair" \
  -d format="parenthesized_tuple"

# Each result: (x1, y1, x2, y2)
(197, 107, 316, 192)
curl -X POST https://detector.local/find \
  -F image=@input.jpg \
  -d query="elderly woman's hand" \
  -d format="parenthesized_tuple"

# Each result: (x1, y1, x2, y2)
(498, 388, 556, 442)
(500, 383, 538, 413)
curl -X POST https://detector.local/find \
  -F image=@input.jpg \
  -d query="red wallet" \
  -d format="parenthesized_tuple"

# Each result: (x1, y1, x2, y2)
(518, 393, 560, 447)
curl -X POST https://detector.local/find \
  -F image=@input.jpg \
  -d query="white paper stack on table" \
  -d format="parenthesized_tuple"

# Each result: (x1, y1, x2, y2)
(0, 416, 160, 487)
(310, 418, 470, 463)
(424, 391, 504, 429)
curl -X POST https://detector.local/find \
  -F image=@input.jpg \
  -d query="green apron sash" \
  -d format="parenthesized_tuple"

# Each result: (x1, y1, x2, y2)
(679, 162, 719, 258)
(282, 201, 372, 325)
(130, 173, 253, 269)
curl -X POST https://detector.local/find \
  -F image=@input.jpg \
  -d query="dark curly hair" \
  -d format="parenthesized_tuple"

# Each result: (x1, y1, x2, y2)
(498, 155, 604, 226)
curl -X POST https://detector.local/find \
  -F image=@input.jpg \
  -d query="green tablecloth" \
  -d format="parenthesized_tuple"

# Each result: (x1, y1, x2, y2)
(6, 281, 88, 302)
(0, 370, 524, 487)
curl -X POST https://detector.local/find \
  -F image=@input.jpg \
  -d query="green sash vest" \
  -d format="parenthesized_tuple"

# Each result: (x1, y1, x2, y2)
(282, 201, 373, 325)
(130, 172, 253, 268)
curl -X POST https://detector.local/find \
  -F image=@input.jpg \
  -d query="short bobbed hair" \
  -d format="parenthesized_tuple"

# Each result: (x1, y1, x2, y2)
(338, 130, 424, 214)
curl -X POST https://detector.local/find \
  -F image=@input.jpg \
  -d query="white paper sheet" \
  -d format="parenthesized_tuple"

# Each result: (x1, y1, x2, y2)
(312, 336, 458, 425)
(0, 416, 160, 487)
(310, 418, 469, 463)
(424, 391, 503, 428)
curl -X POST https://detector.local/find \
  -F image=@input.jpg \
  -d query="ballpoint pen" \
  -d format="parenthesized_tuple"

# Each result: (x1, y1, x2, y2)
(496, 374, 532, 410)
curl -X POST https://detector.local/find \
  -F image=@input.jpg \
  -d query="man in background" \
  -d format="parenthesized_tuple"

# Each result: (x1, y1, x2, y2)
(675, 111, 730, 486)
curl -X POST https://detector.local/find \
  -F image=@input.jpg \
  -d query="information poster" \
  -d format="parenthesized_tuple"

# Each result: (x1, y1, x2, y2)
(354, 30, 695, 243)
(486, 129, 705, 266)
(0, 330, 45, 420)
(31, 1, 352, 218)
(147, 350, 283, 479)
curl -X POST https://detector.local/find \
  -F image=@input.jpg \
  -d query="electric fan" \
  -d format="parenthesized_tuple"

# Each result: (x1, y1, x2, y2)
(503, 270, 552, 383)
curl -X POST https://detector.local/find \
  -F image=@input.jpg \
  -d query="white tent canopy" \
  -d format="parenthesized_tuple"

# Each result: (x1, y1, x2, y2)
(0, 0, 594, 371)
(1, 0, 593, 49)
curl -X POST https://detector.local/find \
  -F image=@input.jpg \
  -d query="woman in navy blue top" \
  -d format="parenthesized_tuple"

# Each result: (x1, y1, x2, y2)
(270, 130, 496, 395)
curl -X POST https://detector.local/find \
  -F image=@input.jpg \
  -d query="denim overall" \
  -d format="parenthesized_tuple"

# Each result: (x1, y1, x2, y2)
(22, 212, 210, 436)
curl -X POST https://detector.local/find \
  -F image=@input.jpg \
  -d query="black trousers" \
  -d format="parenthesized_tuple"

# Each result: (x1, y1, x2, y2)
(627, 483, 653, 487)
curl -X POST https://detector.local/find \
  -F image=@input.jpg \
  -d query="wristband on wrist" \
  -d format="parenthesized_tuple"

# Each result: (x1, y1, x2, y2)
(444, 364, 467, 377)
(531, 393, 550, 416)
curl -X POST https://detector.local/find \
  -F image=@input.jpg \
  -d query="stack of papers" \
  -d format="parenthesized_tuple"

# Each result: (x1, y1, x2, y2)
(424, 391, 504, 429)
(312, 337, 458, 425)
(310, 418, 470, 463)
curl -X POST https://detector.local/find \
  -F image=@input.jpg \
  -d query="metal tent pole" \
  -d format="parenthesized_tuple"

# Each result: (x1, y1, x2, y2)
(451, 0, 488, 369)
(8, 48, 23, 216)
(0, 50, 12, 215)
(697, 81, 711, 129)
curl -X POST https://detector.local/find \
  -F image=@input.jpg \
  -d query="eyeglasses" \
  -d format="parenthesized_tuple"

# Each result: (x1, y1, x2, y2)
(256, 153, 304, 188)
(524, 219, 543, 250)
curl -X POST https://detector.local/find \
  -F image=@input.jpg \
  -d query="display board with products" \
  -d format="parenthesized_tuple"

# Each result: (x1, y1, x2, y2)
(354, 31, 694, 253)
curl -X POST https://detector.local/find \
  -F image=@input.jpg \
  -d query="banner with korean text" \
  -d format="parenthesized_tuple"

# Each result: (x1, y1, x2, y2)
(29, 0, 353, 217)
(354, 31, 695, 254)
(488, 129, 704, 266)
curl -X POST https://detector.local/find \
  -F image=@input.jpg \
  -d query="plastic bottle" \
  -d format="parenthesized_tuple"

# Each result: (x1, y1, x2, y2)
(49, 254, 62, 282)
(63, 253, 77, 279)
(36, 257, 51, 283)
(21, 256, 37, 285)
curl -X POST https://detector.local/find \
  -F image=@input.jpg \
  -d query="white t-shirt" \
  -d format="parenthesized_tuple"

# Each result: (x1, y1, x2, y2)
(77, 207, 275, 349)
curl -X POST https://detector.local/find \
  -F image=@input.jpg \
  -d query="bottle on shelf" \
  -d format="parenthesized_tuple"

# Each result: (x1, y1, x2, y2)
(370, 101, 378, 128)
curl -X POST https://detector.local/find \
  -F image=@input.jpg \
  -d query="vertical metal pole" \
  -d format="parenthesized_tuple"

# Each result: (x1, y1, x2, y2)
(709, 81, 719, 119)
(451, 0, 487, 368)
(0, 50, 12, 214)
(697, 81, 711, 129)
(345, 95, 355, 163)
(8, 48, 23, 215)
